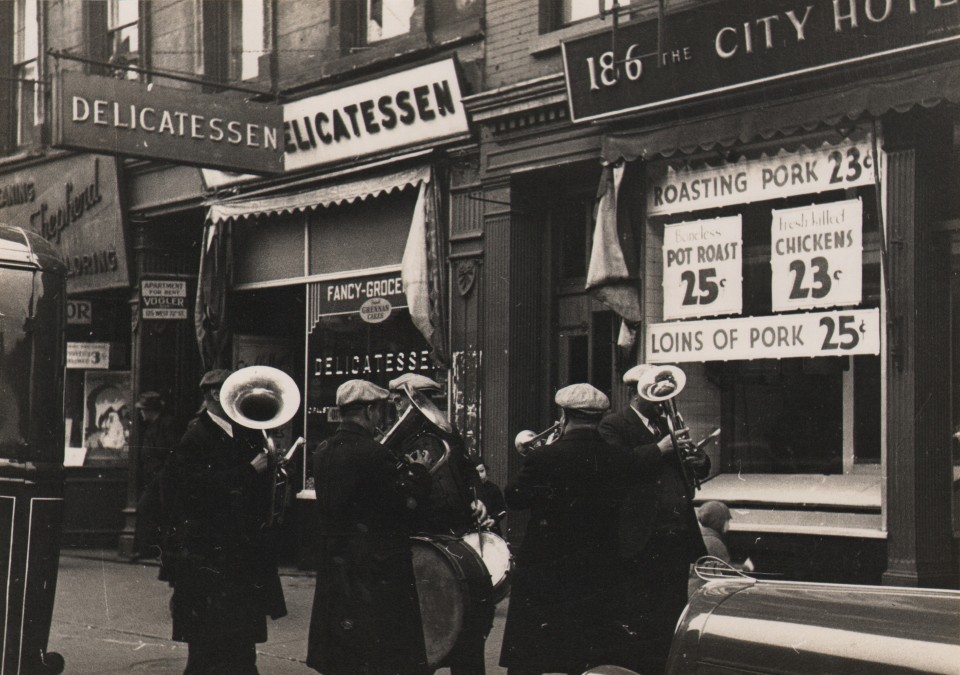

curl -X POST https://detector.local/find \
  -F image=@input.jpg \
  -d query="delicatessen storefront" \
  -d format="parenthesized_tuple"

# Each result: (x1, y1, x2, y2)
(202, 58, 471, 562)
(560, 0, 960, 585)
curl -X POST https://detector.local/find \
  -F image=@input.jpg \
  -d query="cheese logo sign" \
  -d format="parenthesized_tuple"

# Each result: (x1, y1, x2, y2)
(662, 216, 742, 320)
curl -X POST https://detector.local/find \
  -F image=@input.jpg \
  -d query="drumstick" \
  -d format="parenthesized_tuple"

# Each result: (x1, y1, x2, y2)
(470, 485, 485, 556)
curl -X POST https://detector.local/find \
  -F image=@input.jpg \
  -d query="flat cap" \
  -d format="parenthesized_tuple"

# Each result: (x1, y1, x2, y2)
(554, 383, 610, 414)
(135, 391, 164, 410)
(388, 373, 442, 392)
(622, 364, 654, 385)
(336, 379, 389, 407)
(199, 369, 233, 390)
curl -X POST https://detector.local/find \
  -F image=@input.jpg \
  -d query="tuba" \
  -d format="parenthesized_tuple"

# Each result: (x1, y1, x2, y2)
(380, 383, 454, 474)
(635, 364, 702, 498)
(513, 422, 561, 456)
(220, 366, 303, 526)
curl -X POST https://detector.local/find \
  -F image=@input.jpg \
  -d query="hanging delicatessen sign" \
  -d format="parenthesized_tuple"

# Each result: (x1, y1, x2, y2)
(647, 132, 882, 363)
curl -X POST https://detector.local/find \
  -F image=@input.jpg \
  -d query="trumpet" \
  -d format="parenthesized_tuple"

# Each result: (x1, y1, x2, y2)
(514, 421, 561, 456)
(220, 366, 303, 526)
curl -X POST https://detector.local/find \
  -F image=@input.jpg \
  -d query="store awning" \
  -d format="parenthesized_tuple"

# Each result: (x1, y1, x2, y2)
(602, 60, 960, 163)
(205, 164, 431, 225)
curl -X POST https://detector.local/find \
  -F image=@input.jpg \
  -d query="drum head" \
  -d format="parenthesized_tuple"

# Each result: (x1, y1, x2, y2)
(461, 531, 512, 587)
(411, 539, 467, 668)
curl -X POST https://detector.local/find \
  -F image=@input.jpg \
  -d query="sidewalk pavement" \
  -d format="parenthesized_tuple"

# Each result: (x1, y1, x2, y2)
(49, 549, 509, 675)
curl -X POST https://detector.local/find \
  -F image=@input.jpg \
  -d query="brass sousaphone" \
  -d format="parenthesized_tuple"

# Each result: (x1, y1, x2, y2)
(380, 383, 453, 474)
(220, 366, 305, 526)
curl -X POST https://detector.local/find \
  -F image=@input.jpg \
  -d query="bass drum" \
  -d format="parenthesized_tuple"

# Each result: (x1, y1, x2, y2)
(411, 535, 495, 668)
(461, 530, 513, 603)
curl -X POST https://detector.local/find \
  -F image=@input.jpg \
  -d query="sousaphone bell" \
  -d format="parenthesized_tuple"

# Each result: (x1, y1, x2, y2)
(220, 366, 304, 526)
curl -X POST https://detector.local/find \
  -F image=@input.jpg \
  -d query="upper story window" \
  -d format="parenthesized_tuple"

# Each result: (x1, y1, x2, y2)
(14, 0, 40, 148)
(108, 0, 140, 77)
(203, 0, 270, 83)
(543, 0, 652, 33)
(367, 0, 416, 43)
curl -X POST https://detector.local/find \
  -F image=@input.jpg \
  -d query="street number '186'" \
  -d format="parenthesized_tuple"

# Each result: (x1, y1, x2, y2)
(585, 44, 644, 90)
(820, 315, 862, 350)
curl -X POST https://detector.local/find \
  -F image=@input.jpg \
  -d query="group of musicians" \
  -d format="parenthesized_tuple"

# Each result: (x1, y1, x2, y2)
(156, 363, 710, 675)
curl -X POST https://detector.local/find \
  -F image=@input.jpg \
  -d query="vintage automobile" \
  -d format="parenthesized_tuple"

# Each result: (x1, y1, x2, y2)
(584, 564, 960, 675)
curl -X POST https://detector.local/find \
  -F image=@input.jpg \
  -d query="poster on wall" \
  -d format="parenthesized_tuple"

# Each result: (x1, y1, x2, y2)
(662, 216, 742, 320)
(770, 198, 863, 312)
(82, 370, 132, 464)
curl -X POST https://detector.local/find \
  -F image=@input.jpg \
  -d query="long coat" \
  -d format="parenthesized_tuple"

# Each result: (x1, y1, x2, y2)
(597, 406, 707, 560)
(306, 421, 433, 675)
(499, 427, 645, 673)
(598, 405, 708, 672)
(159, 412, 287, 644)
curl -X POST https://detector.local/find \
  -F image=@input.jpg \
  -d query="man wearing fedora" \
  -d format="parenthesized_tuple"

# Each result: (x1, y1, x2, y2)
(131, 391, 182, 561)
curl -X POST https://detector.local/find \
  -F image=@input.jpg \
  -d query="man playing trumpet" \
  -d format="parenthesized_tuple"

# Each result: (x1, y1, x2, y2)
(598, 364, 711, 675)
(500, 383, 640, 675)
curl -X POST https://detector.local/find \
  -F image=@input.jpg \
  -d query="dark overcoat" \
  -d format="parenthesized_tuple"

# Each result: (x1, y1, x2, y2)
(159, 412, 287, 644)
(499, 427, 647, 674)
(306, 421, 433, 675)
(598, 405, 709, 672)
(597, 406, 707, 560)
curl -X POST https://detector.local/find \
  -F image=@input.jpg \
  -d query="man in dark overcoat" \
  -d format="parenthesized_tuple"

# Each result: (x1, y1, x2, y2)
(499, 383, 643, 675)
(307, 379, 434, 675)
(598, 364, 710, 674)
(160, 369, 287, 675)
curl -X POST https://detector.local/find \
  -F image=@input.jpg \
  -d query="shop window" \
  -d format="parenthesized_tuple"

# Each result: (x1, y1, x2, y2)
(647, 138, 884, 476)
(13, 0, 40, 148)
(203, 0, 270, 83)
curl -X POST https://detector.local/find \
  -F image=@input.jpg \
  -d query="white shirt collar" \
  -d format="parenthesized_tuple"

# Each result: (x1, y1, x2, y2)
(629, 404, 658, 434)
(206, 409, 234, 437)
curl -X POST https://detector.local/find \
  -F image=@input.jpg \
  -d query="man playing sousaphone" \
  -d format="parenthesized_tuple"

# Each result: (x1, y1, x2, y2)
(307, 379, 435, 675)
(598, 363, 712, 675)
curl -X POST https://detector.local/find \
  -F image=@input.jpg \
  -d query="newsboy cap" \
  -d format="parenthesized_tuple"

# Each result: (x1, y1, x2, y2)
(199, 368, 233, 390)
(554, 383, 610, 414)
(388, 373, 442, 392)
(336, 379, 390, 407)
(135, 391, 164, 411)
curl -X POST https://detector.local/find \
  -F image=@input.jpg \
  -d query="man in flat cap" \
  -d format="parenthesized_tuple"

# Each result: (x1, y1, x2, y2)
(159, 369, 287, 674)
(388, 373, 494, 675)
(307, 379, 434, 675)
(598, 364, 710, 674)
(500, 383, 640, 675)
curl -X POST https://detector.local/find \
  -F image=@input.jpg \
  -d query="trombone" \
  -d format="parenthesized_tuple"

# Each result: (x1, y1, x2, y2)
(220, 366, 304, 526)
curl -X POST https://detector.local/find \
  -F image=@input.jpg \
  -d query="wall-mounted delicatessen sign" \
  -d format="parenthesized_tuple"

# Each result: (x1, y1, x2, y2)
(562, 0, 960, 122)
(53, 72, 284, 174)
(284, 58, 470, 172)
(0, 154, 129, 293)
